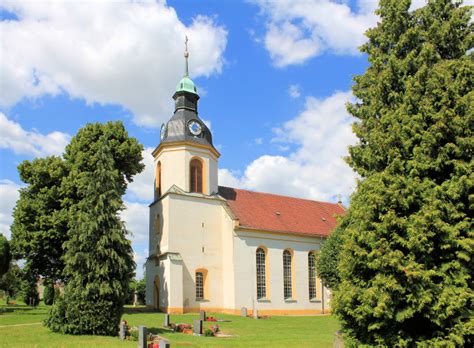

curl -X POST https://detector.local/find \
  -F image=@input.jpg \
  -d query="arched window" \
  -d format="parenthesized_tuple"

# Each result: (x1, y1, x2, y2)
(308, 252, 317, 300)
(195, 272, 204, 300)
(190, 158, 203, 193)
(256, 247, 267, 299)
(195, 268, 208, 300)
(155, 161, 162, 198)
(283, 249, 293, 299)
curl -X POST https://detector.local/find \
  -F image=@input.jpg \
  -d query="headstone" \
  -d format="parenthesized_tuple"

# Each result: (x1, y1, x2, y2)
(199, 310, 206, 321)
(133, 291, 138, 307)
(253, 308, 258, 319)
(159, 339, 171, 348)
(119, 321, 126, 340)
(193, 319, 203, 335)
(138, 326, 147, 348)
(241, 307, 247, 317)
(164, 314, 170, 327)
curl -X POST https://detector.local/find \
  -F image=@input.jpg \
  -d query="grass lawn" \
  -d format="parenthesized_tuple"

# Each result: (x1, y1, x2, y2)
(0, 302, 340, 347)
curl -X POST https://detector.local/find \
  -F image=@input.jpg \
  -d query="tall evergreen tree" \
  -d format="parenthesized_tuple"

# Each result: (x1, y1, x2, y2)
(11, 121, 143, 284)
(334, 0, 473, 346)
(46, 143, 135, 335)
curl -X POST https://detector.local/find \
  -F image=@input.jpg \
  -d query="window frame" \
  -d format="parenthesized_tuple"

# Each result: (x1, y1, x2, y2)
(195, 268, 208, 301)
(308, 251, 317, 300)
(283, 249, 293, 300)
(189, 157, 204, 193)
(256, 247, 267, 300)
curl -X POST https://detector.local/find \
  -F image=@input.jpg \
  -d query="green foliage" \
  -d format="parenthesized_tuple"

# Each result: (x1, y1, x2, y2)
(20, 272, 39, 307)
(0, 235, 11, 277)
(11, 121, 144, 283)
(46, 143, 136, 335)
(204, 328, 215, 337)
(43, 282, 55, 305)
(333, 0, 473, 346)
(316, 217, 348, 289)
(0, 262, 22, 298)
(11, 156, 68, 281)
(135, 278, 146, 305)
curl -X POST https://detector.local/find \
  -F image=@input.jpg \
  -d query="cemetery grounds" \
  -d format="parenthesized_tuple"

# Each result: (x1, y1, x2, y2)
(0, 302, 339, 347)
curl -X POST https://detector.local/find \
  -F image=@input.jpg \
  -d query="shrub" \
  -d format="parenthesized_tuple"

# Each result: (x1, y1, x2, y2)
(43, 282, 54, 305)
(204, 329, 214, 337)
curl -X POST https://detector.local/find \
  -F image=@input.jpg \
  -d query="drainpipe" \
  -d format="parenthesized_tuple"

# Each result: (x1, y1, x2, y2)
(321, 282, 325, 314)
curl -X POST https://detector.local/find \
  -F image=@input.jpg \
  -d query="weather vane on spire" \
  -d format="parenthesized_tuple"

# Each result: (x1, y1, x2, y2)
(184, 35, 189, 77)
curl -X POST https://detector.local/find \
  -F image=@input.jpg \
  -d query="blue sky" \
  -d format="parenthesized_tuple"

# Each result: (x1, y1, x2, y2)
(0, 0, 434, 278)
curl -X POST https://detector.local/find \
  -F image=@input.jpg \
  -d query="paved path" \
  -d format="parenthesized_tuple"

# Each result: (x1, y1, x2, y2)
(0, 322, 42, 328)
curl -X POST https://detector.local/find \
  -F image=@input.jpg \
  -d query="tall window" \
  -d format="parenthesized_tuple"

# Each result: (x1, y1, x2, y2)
(283, 249, 293, 299)
(155, 162, 162, 198)
(190, 158, 203, 193)
(195, 272, 204, 300)
(256, 248, 267, 299)
(308, 252, 317, 299)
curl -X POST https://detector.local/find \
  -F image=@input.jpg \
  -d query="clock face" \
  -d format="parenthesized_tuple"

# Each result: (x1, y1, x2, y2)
(188, 120, 202, 136)
(160, 123, 166, 140)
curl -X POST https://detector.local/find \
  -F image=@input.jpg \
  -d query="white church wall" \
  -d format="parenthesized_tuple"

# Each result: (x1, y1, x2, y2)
(154, 144, 218, 196)
(221, 207, 237, 310)
(167, 193, 225, 311)
(233, 230, 328, 315)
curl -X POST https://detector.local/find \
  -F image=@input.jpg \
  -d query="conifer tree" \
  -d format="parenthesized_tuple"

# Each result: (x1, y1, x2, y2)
(333, 0, 473, 345)
(46, 143, 135, 335)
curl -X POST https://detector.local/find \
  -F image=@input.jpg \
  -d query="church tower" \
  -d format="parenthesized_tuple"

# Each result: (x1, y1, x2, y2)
(152, 38, 219, 199)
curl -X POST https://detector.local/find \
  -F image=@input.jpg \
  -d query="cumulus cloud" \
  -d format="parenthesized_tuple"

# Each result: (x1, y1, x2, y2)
(121, 200, 149, 279)
(219, 91, 358, 202)
(0, 112, 70, 156)
(122, 200, 149, 244)
(127, 147, 155, 203)
(0, 1, 227, 127)
(254, 0, 377, 66)
(0, 180, 21, 239)
(253, 0, 459, 67)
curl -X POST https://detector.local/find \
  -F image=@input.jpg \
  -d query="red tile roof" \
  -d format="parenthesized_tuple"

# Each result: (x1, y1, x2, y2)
(218, 186, 345, 237)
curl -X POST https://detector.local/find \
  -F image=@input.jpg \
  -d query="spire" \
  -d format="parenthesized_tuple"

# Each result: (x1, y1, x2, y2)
(184, 35, 189, 77)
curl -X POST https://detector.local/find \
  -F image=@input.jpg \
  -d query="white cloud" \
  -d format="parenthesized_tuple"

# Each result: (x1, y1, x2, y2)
(254, 0, 377, 66)
(220, 91, 357, 202)
(0, 180, 21, 239)
(127, 147, 155, 203)
(255, 0, 474, 67)
(133, 248, 148, 280)
(265, 22, 321, 67)
(218, 168, 243, 188)
(0, 112, 70, 156)
(254, 137, 263, 145)
(122, 200, 149, 244)
(0, 1, 227, 127)
(288, 84, 301, 98)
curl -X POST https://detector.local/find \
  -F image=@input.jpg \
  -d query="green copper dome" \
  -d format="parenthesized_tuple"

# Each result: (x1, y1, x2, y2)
(176, 76, 198, 95)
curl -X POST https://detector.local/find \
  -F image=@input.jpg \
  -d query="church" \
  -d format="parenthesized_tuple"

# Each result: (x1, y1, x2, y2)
(145, 46, 344, 316)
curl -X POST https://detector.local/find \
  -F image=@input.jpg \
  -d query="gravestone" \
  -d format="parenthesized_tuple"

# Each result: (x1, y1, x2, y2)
(253, 308, 258, 319)
(138, 326, 147, 348)
(159, 339, 171, 348)
(119, 321, 126, 340)
(193, 319, 203, 335)
(241, 307, 247, 317)
(199, 310, 206, 321)
(164, 314, 170, 327)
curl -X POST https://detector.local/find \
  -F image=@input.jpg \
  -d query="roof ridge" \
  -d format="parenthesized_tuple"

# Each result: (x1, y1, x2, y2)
(218, 185, 340, 206)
